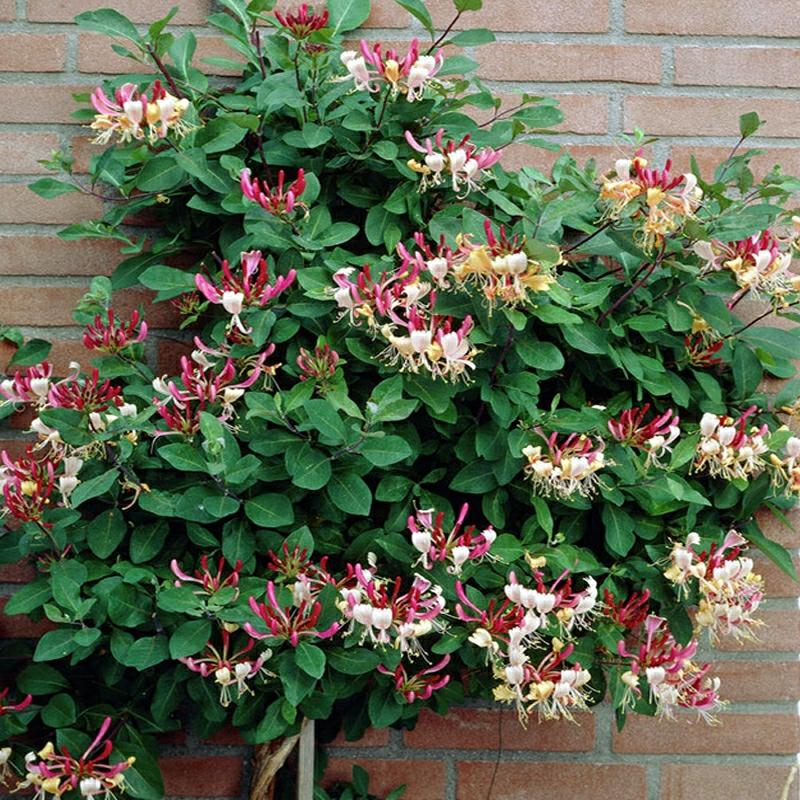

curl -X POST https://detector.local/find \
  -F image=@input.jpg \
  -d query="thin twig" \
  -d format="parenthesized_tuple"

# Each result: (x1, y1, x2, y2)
(145, 44, 182, 98)
(729, 300, 800, 337)
(597, 245, 667, 324)
(562, 219, 614, 255)
(428, 10, 462, 52)
(475, 326, 515, 424)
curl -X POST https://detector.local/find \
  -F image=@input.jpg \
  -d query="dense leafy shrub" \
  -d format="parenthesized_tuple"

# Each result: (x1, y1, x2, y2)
(1, 0, 800, 796)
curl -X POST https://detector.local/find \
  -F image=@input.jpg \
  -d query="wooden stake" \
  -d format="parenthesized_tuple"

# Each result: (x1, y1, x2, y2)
(296, 718, 315, 800)
(249, 732, 301, 800)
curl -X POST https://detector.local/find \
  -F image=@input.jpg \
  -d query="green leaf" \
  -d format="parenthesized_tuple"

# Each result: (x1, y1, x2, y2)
(38, 408, 92, 447)
(326, 472, 372, 515)
(562, 321, 608, 354)
(739, 111, 763, 138)
(159, 443, 208, 472)
(70, 468, 119, 508)
(136, 154, 186, 192)
(360, 435, 413, 467)
(448, 28, 495, 45)
(601, 505, 635, 557)
(4, 579, 51, 614)
(743, 520, 798, 581)
(17, 664, 68, 695)
(732, 345, 762, 400)
(295, 641, 326, 679)
(454, 0, 482, 9)
(328, 647, 382, 675)
(393, 0, 434, 34)
(285, 443, 332, 490)
(303, 399, 347, 442)
(169, 619, 212, 659)
(118, 635, 170, 670)
(139, 265, 196, 293)
(29, 178, 80, 199)
(41, 693, 77, 727)
(195, 117, 249, 153)
(34, 629, 78, 662)
(245, 493, 295, 527)
(7, 338, 51, 368)
(129, 521, 168, 564)
(450, 461, 498, 494)
(253, 699, 289, 742)
(88, 508, 127, 559)
(368, 686, 403, 727)
(75, 8, 142, 43)
(516, 339, 565, 371)
(328, 0, 371, 34)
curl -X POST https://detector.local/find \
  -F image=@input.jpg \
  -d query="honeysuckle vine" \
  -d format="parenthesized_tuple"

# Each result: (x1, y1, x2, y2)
(1, 0, 800, 798)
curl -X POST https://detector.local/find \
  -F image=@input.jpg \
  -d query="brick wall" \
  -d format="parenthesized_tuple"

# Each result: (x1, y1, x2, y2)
(1, 1, 799, 799)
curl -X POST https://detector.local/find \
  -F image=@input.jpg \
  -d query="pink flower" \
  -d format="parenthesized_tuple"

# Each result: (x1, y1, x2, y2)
(274, 3, 329, 37)
(47, 366, 123, 414)
(171, 555, 242, 597)
(693, 406, 769, 480)
(378, 655, 451, 702)
(522, 430, 607, 499)
(240, 168, 306, 216)
(82, 309, 148, 354)
(0, 686, 33, 716)
(0, 361, 53, 406)
(296, 345, 340, 391)
(0, 447, 57, 525)
(608, 404, 680, 466)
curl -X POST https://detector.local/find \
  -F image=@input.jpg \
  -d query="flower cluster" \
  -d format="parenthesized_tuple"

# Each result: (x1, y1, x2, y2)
(405, 129, 501, 196)
(194, 250, 296, 333)
(407, 503, 496, 574)
(296, 344, 339, 391)
(0, 361, 53, 407)
(0, 448, 56, 525)
(618, 615, 722, 721)
(665, 530, 764, 642)
(274, 3, 328, 38)
(600, 154, 702, 252)
(89, 80, 191, 144)
(377, 656, 451, 703)
(82, 310, 148, 354)
(15, 718, 134, 800)
(771, 435, 800, 496)
(240, 167, 307, 217)
(180, 628, 271, 707)
(694, 230, 797, 305)
(608, 405, 680, 466)
(340, 39, 443, 101)
(522, 431, 607, 499)
(693, 407, 769, 481)
(171, 555, 242, 598)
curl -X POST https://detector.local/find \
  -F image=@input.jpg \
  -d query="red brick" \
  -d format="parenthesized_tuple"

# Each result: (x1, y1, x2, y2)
(0, 287, 178, 329)
(404, 707, 594, 751)
(612, 712, 800, 754)
(0, 0, 14, 20)
(26, 0, 211, 24)
(0, 34, 67, 72)
(329, 727, 391, 748)
(324, 758, 445, 800)
(0, 440, 28, 460)
(675, 46, 800, 88)
(757, 557, 800, 598)
(202, 727, 245, 746)
(457, 761, 647, 800)
(0, 85, 91, 124)
(159, 756, 243, 797)
(427, 0, 609, 32)
(714, 660, 800, 703)
(0, 561, 36, 583)
(0, 597, 56, 638)
(0, 185, 102, 225)
(624, 96, 800, 138)
(483, 93, 608, 135)
(477, 43, 661, 84)
(626, 0, 800, 36)
(0, 236, 121, 276)
(713, 610, 800, 653)
(360, 0, 411, 28)
(0, 134, 62, 175)
(157, 339, 194, 375)
(660, 764, 797, 800)
(669, 146, 800, 183)
(500, 142, 621, 174)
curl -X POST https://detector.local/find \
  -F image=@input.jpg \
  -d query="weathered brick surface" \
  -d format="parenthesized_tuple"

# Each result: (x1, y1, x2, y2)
(2, 2, 799, 799)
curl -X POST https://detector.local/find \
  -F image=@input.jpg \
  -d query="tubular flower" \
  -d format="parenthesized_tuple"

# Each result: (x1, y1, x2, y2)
(694, 230, 795, 304)
(340, 39, 443, 100)
(522, 431, 607, 499)
(770, 435, 800, 496)
(378, 298, 477, 383)
(0, 687, 33, 716)
(89, 80, 191, 145)
(405, 129, 501, 196)
(692, 406, 769, 481)
(82, 310, 148, 354)
(0, 361, 53, 407)
(452, 220, 559, 311)
(339, 565, 445, 655)
(17, 717, 135, 800)
(407, 503, 496, 574)
(274, 3, 329, 37)
(240, 167, 307, 217)
(47, 365, 123, 414)
(152, 349, 272, 436)
(600, 153, 702, 253)
(58, 456, 83, 505)
(245, 581, 340, 647)
(493, 642, 592, 725)
(607, 404, 680, 466)
(665, 530, 764, 642)
(684, 332, 724, 368)
(296, 344, 339, 391)
(0, 448, 57, 525)
(397, 232, 457, 290)
(378, 655, 451, 702)
(454, 580, 525, 642)
(171, 555, 242, 598)
(180, 629, 271, 706)
(617, 615, 722, 721)
(194, 251, 296, 333)
(603, 589, 651, 631)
